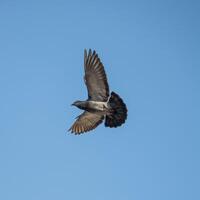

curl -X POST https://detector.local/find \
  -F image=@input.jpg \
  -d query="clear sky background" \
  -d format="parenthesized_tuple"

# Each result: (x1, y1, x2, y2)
(0, 0, 200, 200)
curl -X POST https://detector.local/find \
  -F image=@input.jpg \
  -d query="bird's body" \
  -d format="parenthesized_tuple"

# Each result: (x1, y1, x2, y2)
(86, 101, 108, 112)
(73, 100, 108, 113)
(69, 49, 127, 134)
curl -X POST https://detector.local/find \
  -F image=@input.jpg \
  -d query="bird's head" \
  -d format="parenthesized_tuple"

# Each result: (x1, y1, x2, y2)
(71, 100, 85, 109)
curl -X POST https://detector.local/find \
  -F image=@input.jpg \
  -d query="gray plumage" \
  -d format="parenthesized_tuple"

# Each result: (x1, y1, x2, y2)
(69, 49, 127, 134)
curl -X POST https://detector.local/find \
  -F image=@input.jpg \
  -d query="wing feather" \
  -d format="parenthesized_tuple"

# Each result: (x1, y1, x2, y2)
(84, 49, 109, 101)
(69, 111, 104, 135)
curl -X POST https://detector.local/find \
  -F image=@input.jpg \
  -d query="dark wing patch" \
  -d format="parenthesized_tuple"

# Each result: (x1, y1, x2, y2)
(68, 111, 104, 135)
(84, 49, 109, 101)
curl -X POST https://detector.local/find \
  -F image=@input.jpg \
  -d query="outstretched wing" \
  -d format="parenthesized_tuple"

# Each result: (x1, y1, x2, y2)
(84, 49, 109, 101)
(69, 111, 104, 134)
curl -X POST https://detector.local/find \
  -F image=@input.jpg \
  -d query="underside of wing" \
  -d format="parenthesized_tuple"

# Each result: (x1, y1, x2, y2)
(84, 49, 109, 101)
(68, 111, 104, 135)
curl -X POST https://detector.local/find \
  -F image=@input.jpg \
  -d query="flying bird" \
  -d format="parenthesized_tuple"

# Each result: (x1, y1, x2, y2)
(69, 49, 127, 134)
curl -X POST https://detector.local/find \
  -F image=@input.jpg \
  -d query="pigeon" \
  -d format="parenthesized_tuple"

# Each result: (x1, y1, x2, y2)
(69, 49, 127, 134)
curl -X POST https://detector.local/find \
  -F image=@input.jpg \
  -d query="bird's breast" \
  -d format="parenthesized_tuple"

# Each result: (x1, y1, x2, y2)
(87, 101, 108, 111)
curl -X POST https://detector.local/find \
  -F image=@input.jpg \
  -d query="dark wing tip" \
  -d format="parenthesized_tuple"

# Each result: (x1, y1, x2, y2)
(84, 49, 87, 56)
(84, 49, 97, 58)
(68, 127, 73, 133)
(68, 122, 86, 135)
(84, 49, 87, 67)
(88, 49, 92, 56)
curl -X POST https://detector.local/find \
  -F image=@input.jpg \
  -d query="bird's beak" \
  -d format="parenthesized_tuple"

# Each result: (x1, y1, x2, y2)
(71, 103, 75, 106)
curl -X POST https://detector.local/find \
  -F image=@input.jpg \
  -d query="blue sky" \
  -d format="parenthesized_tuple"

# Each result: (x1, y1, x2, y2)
(0, 0, 200, 199)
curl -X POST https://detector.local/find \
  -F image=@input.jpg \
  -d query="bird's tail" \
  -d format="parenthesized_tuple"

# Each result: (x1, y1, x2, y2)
(105, 91, 127, 128)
